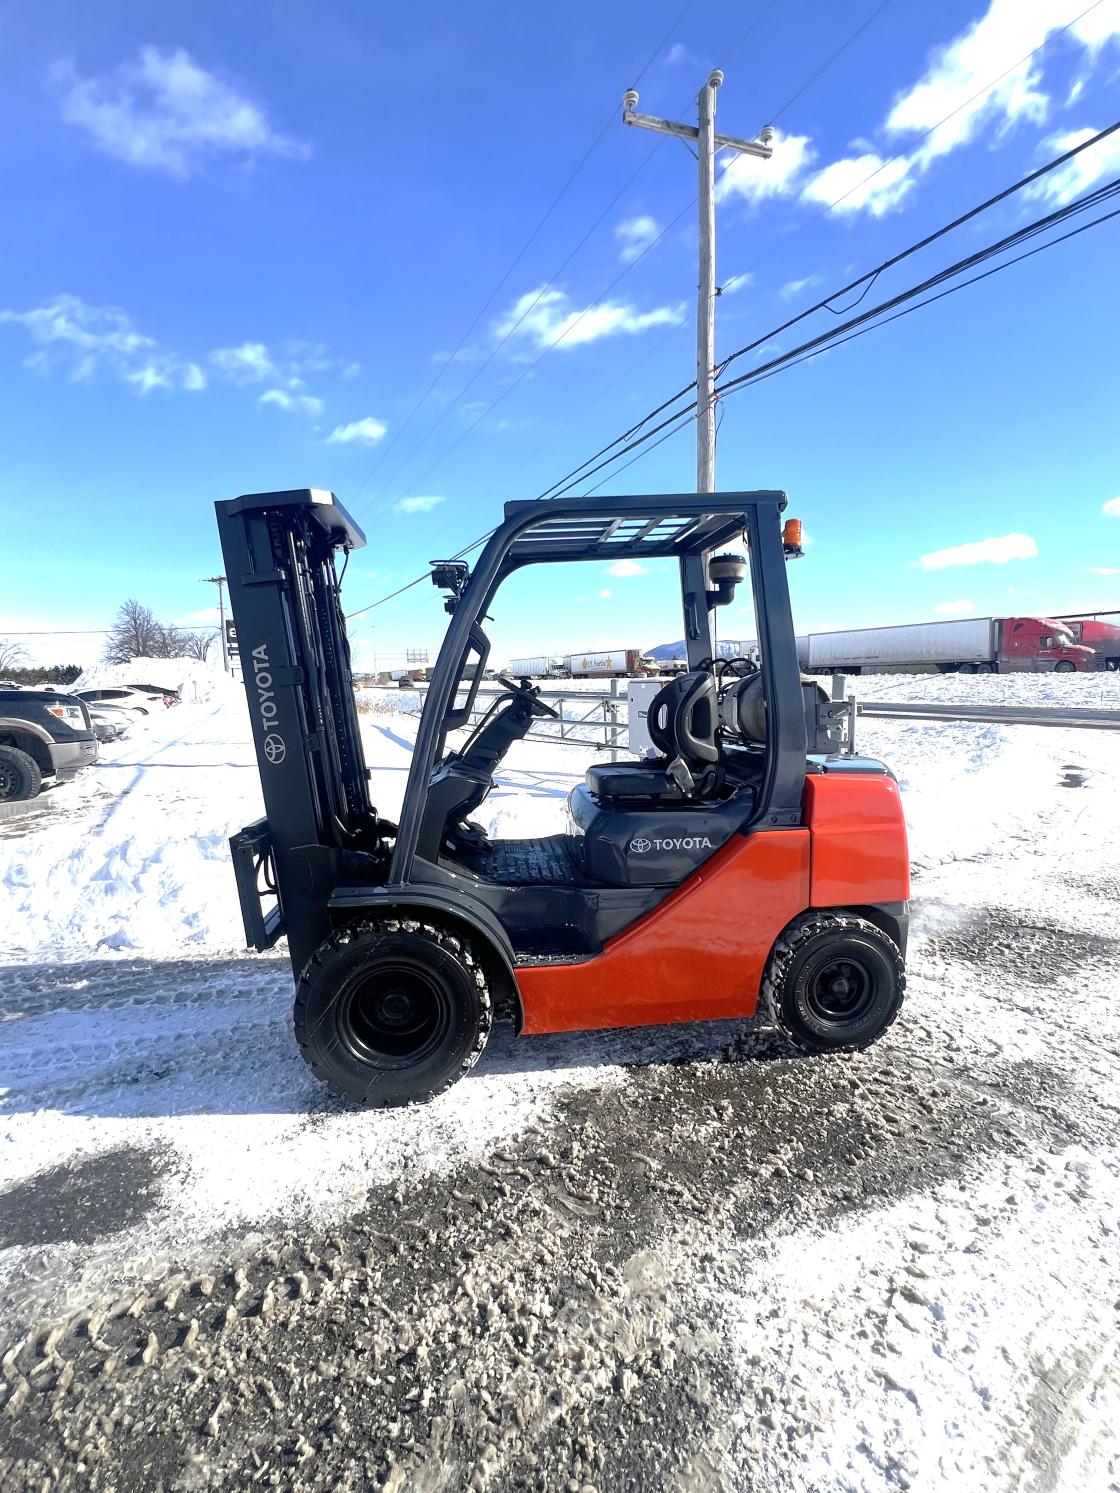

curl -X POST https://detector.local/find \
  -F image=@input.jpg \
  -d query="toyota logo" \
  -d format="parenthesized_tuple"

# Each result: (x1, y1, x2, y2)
(264, 733, 287, 765)
(629, 837, 652, 854)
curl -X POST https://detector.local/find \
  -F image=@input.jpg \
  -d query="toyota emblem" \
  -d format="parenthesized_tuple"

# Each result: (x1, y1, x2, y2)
(629, 837, 652, 854)
(264, 733, 287, 765)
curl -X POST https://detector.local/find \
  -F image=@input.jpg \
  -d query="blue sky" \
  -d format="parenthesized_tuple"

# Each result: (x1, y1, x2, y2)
(1, 0, 1119, 669)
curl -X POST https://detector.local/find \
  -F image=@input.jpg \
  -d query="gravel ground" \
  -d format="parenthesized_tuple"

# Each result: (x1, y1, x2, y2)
(1, 708, 1118, 1490)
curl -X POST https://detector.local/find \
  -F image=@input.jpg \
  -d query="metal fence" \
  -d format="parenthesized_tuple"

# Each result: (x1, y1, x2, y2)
(378, 677, 1120, 759)
(398, 682, 631, 759)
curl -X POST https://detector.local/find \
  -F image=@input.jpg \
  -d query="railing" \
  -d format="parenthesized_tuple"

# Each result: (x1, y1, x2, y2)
(370, 677, 1120, 760)
(396, 681, 630, 758)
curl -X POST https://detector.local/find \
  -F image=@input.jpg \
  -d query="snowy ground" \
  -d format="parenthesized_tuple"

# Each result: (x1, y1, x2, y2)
(1, 669, 1118, 1490)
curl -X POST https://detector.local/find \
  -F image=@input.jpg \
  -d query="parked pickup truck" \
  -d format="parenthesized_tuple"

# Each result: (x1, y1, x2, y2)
(0, 687, 98, 801)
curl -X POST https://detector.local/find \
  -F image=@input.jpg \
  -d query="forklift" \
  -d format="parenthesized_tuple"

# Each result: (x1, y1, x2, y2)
(216, 488, 909, 1106)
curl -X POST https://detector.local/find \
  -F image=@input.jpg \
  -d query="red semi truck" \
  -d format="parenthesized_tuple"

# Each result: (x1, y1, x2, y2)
(797, 615, 1094, 674)
(1062, 618, 1120, 671)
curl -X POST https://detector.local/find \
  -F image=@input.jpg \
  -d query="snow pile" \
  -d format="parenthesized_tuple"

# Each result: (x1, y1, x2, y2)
(0, 701, 260, 958)
(74, 656, 240, 705)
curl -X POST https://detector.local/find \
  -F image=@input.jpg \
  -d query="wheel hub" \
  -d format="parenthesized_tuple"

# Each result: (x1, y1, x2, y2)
(340, 962, 448, 1064)
(807, 957, 874, 1021)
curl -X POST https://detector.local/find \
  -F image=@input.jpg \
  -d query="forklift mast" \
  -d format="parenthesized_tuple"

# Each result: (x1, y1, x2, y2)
(215, 488, 382, 960)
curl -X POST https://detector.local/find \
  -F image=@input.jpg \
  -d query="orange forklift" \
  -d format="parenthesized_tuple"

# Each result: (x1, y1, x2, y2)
(216, 488, 909, 1105)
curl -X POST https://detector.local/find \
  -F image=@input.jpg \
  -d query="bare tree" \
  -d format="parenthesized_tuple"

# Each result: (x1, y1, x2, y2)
(0, 639, 29, 673)
(103, 600, 165, 663)
(176, 630, 215, 661)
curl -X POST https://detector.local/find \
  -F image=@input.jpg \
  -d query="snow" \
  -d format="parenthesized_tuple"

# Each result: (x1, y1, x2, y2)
(73, 655, 240, 704)
(0, 671, 1118, 1488)
(845, 667, 1120, 709)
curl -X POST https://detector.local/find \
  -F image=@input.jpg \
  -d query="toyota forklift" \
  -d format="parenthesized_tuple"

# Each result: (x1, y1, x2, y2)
(216, 487, 909, 1106)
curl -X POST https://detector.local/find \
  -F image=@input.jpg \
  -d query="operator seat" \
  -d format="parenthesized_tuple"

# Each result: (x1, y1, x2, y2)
(584, 670, 719, 804)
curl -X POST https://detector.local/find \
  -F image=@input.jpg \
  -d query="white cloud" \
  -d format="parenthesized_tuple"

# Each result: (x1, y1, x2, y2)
(933, 598, 976, 614)
(606, 559, 646, 578)
(259, 387, 324, 416)
(53, 46, 310, 177)
(716, 130, 814, 206)
(1072, 0, 1120, 50)
(494, 286, 684, 352)
(0, 292, 202, 393)
(394, 495, 444, 515)
(779, 275, 823, 301)
(720, 271, 754, 296)
(1103, 496, 1120, 516)
(0, 293, 151, 360)
(918, 532, 1038, 571)
(1087, 565, 1120, 575)
(801, 153, 916, 216)
(614, 214, 661, 263)
(799, 0, 1120, 221)
(884, 0, 1120, 173)
(327, 416, 388, 445)
(885, 0, 1051, 168)
(285, 341, 361, 379)
(665, 42, 697, 67)
(598, 588, 613, 599)
(122, 361, 174, 394)
(211, 341, 275, 383)
(1026, 125, 1120, 205)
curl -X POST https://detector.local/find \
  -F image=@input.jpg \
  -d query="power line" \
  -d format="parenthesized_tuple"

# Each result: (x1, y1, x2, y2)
(359, 0, 909, 531)
(351, 0, 702, 521)
(767, 0, 894, 127)
(355, 8, 807, 524)
(527, 128, 1120, 499)
(350, 12, 1109, 618)
(722, 0, 1110, 292)
(511, 164, 1120, 500)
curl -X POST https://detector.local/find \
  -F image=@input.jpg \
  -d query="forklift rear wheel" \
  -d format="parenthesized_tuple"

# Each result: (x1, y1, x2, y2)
(764, 913, 904, 1054)
(294, 920, 492, 1106)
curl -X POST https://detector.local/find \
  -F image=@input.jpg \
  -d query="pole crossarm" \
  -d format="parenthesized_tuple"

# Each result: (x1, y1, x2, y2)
(622, 106, 773, 159)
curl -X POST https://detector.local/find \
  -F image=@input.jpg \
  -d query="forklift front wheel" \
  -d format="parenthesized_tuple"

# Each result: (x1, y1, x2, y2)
(294, 920, 492, 1106)
(763, 912, 905, 1055)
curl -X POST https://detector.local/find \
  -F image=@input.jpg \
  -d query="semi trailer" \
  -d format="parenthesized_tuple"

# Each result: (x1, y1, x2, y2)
(797, 615, 1093, 674)
(507, 656, 566, 678)
(569, 648, 646, 678)
(1062, 618, 1120, 670)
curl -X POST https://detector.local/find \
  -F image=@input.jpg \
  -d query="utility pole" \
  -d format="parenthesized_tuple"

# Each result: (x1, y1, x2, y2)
(623, 74, 772, 492)
(202, 575, 229, 673)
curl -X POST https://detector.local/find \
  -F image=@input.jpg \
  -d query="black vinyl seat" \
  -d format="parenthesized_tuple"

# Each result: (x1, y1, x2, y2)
(584, 670, 720, 804)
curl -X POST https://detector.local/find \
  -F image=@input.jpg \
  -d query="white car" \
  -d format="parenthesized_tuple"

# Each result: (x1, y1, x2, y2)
(76, 686, 175, 718)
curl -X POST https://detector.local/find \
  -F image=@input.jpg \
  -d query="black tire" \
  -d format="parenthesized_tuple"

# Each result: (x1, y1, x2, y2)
(763, 912, 905, 1054)
(1054, 661, 1075, 673)
(0, 745, 43, 802)
(956, 662, 976, 675)
(976, 662, 995, 674)
(293, 919, 492, 1106)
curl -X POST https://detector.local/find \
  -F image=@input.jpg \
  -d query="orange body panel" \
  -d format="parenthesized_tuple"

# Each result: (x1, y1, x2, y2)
(516, 830, 810, 1036)
(802, 772, 910, 907)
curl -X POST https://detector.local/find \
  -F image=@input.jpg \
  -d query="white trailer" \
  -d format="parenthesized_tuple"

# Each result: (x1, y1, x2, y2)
(802, 618, 997, 672)
(568, 648, 641, 678)
(507, 656, 557, 678)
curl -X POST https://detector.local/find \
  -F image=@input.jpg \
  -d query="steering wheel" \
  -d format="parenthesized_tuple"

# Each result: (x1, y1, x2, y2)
(497, 674, 560, 719)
